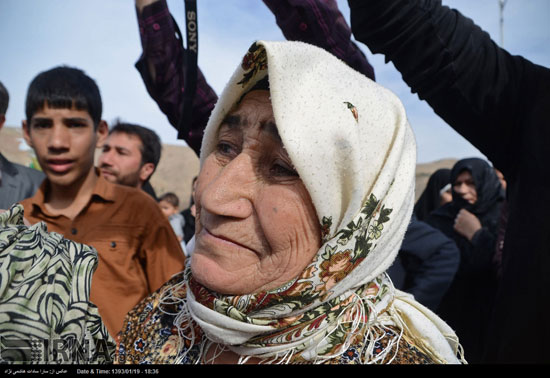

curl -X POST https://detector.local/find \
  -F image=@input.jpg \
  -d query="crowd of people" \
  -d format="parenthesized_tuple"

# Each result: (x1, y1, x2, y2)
(0, 0, 548, 365)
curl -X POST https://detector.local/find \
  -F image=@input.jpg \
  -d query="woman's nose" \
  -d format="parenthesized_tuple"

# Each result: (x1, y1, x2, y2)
(199, 154, 256, 219)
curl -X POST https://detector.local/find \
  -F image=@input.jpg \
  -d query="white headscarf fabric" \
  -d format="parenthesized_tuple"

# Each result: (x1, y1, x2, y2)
(181, 41, 462, 364)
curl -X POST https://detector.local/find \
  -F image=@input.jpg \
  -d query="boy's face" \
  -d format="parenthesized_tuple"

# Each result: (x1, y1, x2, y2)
(22, 105, 108, 188)
(159, 200, 178, 218)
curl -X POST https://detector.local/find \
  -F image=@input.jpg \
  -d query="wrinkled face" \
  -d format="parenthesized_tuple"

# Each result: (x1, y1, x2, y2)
(453, 170, 478, 204)
(191, 90, 321, 295)
(98, 132, 148, 188)
(23, 105, 107, 188)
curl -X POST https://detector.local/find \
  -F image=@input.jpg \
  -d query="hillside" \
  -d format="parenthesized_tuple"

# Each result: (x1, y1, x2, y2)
(1, 126, 454, 209)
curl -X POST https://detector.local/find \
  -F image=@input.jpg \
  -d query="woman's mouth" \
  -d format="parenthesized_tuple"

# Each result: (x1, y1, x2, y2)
(199, 226, 258, 254)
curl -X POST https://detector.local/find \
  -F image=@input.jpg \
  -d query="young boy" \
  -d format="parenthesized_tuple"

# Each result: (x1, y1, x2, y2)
(158, 192, 188, 256)
(20, 66, 186, 337)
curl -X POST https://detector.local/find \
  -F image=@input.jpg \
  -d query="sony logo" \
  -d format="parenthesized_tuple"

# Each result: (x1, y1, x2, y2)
(187, 11, 197, 53)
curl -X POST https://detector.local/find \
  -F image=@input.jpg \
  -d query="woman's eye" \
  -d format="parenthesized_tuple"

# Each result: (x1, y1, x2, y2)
(270, 162, 299, 178)
(216, 142, 237, 157)
(216, 142, 239, 159)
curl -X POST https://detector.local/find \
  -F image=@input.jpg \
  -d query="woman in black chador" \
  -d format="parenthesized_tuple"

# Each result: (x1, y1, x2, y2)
(426, 158, 505, 363)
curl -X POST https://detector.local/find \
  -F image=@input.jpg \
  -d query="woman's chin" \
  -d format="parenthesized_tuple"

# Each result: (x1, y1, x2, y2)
(190, 252, 246, 295)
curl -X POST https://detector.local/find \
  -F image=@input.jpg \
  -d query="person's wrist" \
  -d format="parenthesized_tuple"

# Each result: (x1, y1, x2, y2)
(137, 0, 159, 13)
(469, 227, 483, 243)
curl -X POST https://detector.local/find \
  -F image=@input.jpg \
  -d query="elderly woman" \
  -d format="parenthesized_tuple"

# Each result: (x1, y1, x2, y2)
(116, 41, 464, 364)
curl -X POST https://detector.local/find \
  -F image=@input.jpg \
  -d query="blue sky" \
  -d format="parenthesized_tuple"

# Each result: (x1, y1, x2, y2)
(1, 0, 548, 163)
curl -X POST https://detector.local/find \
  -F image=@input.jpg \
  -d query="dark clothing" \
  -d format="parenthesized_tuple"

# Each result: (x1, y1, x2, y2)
(135, 0, 217, 156)
(135, 0, 375, 156)
(0, 153, 44, 209)
(426, 159, 504, 362)
(142, 180, 158, 200)
(388, 214, 460, 312)
(428, 202, 502, 275)
(348, 0, 550, 363)
(262, 0, 375, 81)
(493, 200, 508, 280)
(414, 168, 450, 221)
(180, 207, 195, 244)
(428, 201, 501, 363)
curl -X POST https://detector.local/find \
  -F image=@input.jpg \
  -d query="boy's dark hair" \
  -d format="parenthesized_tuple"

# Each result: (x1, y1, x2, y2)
(25, 66, 102, 127)
(109, 121, 162, 177)
(159, 192, 179, 208)
(0, 80, 9, 116)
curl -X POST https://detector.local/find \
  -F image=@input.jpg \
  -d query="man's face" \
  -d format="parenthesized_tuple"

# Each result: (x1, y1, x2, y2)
(98, 132, 151, 188)
(23, 105, 107, 188)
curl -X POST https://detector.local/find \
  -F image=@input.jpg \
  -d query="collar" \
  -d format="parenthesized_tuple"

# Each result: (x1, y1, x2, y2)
(92, 169, 118, 203)
(26, 168, 117, 217)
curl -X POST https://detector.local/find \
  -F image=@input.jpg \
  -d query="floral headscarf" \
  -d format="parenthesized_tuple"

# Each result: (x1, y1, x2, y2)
(169, 41, 462, 364)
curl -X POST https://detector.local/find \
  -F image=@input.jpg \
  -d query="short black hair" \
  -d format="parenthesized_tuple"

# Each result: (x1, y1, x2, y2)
(25, 66, 102, 127)
(0, 80, 9, 116)
(158, 192, 179, 208)
(109, 121, 162, 177)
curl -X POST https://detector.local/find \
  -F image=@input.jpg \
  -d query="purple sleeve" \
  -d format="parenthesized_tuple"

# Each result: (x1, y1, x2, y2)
(135, 0, 217, 156)
(263, 0, 375, 80)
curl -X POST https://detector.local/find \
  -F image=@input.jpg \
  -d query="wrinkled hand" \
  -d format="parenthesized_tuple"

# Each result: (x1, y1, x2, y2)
(454, 209, 482, 241)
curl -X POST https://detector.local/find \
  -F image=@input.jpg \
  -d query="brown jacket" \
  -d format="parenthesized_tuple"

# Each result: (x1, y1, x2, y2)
(20, 173, 186, 336)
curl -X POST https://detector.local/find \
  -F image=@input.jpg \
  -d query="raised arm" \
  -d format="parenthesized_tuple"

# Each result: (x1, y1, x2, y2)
(263, 0, 375, 80)
(135, 0, 217, 156)
(347, 0, 549, 178)
(347, 1, 550, 363)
